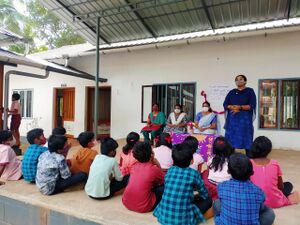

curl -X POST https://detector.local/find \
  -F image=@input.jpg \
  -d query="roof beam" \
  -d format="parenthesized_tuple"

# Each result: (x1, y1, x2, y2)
(73, 0, 185, 22)
(286, 0, 292, 21)
(201, 0, 215, 31)
(55, 0, 110, 44)
(124, 0, 157, 38)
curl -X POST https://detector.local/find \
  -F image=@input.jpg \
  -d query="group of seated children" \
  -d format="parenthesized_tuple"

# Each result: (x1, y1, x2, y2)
(1, 126, 300, 225)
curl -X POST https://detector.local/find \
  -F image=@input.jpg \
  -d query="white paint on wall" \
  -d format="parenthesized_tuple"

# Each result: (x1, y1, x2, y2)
(5, 30, 300, 150)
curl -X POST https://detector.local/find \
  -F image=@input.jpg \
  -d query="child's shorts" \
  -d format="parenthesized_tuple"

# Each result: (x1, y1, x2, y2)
(10, 114, 22, 131)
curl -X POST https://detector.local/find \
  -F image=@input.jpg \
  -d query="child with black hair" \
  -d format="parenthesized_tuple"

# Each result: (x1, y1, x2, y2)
(154, 143, 212, 224)
(36, 135, 87, 195)
(119, 132, 140, 176)
(44, 127, 71, 157)
(153, 133, 173, 172)
(250, 136, 300, 208)
(0, 130, 22, 180)
(70, 132, 97, 175)
(123, 141, 164, 213)
(85, 137, 127, 199)
(22, 128, 48, 183)
(7, 93, 21, 149)
(214, 153, 275, 225)
(207, 136, 234, 184)
(183, 136, 204, 171)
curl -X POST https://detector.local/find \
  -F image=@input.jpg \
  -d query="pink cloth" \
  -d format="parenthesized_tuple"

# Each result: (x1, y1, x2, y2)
(119, 150, 138, 176)
(189, 153, 204, 171)
(0, 144, 22, 180)
(153, 146, 173, 170)
(207, 156, 231, 184)
(10, 100, 21, 114)
(250, 159, 291, 208)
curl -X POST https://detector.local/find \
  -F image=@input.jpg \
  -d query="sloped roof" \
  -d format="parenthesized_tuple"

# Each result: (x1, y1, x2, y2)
(42, 0, 300, 47)
(0, 48, 107, 82)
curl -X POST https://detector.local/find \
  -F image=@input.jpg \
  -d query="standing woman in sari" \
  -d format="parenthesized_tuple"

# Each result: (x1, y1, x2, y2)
(164, 104, 188, 133)
(141, 103, 166, 143)
(223, 75, 256, 156)
(193, 101, 217, 135)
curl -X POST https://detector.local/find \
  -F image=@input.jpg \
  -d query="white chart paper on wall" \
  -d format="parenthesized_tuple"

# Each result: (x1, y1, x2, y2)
(206, 85, 232, 135)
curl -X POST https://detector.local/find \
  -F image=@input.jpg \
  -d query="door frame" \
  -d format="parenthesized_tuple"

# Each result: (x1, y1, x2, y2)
(85, 86, 112, 133)
(53, 87, 75, 137)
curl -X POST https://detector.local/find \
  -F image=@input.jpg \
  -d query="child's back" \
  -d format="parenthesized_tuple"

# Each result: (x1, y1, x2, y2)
(0, 144, 21, 180)
(70, 147, 97, 174)
(216, 179, 264, 225)
(154, 166, 208, 224)
(70, 132, 97, 174)
(251, 159, 290, 208)
(153, 145, 173, 170)
(154, 143, 211, 225)
(85, 154, 122, 198)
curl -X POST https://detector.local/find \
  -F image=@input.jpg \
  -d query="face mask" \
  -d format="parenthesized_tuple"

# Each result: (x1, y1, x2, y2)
(202, 107, 209, 112)
(174, 109, 181, 114)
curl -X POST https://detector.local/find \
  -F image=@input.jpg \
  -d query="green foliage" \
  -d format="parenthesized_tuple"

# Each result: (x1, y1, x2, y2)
(1, 0, 85, 54)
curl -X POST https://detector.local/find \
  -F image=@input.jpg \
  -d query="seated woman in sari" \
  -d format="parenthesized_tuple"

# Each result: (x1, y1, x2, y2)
(193, 101, 217, 135)
(141, 103, 166, 143)
(164, 104, 188, 133)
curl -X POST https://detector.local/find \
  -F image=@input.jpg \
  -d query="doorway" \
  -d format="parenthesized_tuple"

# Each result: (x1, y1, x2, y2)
(53, 87, 75, 137)
(86, 86, 111, 139)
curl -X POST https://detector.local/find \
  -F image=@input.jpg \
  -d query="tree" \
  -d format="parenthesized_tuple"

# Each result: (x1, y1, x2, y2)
(1, 0, 85, 54)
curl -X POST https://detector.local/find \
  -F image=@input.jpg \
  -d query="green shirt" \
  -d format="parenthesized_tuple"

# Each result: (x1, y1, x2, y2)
(85, 155, 123, 198)
(149, 112, 166, 125)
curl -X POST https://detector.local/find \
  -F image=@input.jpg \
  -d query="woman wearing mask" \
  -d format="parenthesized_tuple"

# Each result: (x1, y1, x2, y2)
(164, 104, 188, 133)
(141, 103, 166, 144)
(223, 74, 256, 156)
(193, 101, 217, 135)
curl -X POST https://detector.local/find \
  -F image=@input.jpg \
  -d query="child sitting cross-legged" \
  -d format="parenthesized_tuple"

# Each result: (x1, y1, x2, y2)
(250, 136, 300, 208)
(0, 130, 22, 181)
(153, 133, 173, 172)
(214, 153, 275, 225)
(154, 143, 212, 225)
(119, 132, 140, 176)
(36, 135, 87, 195)
(22, 128, 48, 183)
(70, 132, 98, 175)
(122, 141, 164, 213)
(85, 137, 128, 199)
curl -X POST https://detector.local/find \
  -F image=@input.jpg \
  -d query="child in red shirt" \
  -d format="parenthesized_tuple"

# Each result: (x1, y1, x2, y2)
(122, 141, 164, 213)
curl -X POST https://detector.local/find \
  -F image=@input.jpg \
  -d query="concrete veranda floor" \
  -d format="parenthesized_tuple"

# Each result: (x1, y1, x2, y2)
(0, 139, 300, 225)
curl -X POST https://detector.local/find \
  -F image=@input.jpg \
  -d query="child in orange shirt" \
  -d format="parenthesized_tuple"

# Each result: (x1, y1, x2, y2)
(70, 132, 98, 174)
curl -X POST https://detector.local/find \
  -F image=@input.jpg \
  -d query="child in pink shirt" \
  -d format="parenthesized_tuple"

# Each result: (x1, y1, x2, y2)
(0, 130, 22, 180)
(183, 136, 204, 171)
(153, 133, 173, 172)
(119, 132, 139, 176)
(250, 136, 300, 208)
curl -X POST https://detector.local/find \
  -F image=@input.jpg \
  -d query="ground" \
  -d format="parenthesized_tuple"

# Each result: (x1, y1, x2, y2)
(0, 139, 299, 224)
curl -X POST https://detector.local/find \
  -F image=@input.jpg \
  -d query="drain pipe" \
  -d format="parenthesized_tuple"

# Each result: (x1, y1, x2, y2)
(3, 70, 50, 130)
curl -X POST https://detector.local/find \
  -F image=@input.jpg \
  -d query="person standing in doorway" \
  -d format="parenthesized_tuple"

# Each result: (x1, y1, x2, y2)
(223, 75, 256, 156)
(7, 93, 22, 153)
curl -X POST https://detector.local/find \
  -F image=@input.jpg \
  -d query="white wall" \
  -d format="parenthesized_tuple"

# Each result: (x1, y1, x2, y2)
(71, 30, 300, 150)
(6, 30, 300, 150)
(4, 65, 95, 137)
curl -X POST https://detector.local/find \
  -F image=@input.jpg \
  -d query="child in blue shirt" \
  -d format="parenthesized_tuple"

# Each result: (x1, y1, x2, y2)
(22, 128, 48, 182)
(214, 153, 275, 225)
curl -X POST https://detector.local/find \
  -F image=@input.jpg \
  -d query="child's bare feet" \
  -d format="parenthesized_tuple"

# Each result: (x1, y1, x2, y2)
(288, 191, 300, 204)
